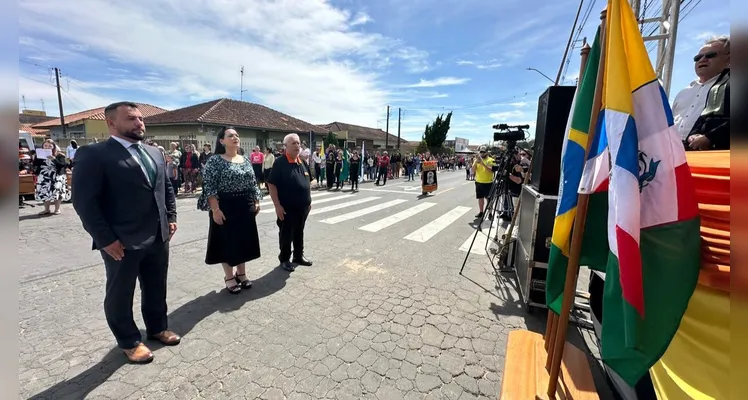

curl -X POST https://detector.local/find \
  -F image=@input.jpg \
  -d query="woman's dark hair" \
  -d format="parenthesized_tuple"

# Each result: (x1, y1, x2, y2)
(214, 126, 235, 155)
(70, 140, 78, 149)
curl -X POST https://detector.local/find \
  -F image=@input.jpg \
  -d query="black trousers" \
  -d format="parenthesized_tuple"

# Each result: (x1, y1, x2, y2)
(375, 166, 388, 185)
(277, 206, 310, 262)
(326, 165, 335, 189)
(350, 172, 359, 190)
(314, 164, 321, 183)
(102, 238, 169, 349)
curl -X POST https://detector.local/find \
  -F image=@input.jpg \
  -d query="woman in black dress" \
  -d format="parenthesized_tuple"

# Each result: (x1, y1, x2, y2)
(334, 149, 344, 190)
(325, 145, 336, 190)
(198, 127, 263, 294)
(349, 150, 361, 192)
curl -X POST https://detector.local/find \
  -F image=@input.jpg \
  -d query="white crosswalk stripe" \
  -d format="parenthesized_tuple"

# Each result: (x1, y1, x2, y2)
(259, 191, 333, 208)
(308, 197, 380, 216)
(359, 202, 436, 232)
(259, 194, 352, 213)
(404, 206, 471, 243)
(320, 199, 408, 224)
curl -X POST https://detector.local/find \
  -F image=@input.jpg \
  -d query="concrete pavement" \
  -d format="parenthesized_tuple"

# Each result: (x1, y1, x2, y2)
(18, 169, 612, 399)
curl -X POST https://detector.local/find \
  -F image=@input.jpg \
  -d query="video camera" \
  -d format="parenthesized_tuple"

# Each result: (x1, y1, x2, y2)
(492, 124, 529, 142)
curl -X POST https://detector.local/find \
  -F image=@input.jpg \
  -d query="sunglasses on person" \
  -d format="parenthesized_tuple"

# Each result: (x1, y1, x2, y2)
(693, 51, 725, 62)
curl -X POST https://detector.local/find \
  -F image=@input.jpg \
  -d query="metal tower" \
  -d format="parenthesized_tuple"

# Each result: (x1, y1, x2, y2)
(630, 0, 681, 96)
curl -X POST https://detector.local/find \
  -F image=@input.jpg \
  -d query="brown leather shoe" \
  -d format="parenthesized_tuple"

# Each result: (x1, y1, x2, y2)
(123, 343, 154, 364)
(148, 330, 181, 346)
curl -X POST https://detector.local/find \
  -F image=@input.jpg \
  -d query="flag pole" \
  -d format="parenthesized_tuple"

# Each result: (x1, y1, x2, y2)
(544, 39, 593, 356)
(546, 7, 608, 398)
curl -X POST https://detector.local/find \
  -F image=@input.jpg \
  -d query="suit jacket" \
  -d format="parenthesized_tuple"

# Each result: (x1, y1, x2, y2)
(72, 137, 177, 251)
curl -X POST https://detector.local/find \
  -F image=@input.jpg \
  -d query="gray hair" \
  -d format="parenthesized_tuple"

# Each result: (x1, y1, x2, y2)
(705, 35, 730, 52)
(283, 133, 300, 146)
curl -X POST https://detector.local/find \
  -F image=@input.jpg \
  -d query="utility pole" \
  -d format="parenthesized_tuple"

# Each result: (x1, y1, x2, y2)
(397, 108, 401, 149)
(21, 95, 27, 110)
(40, 99, 45, 112)
(240, 66, 248, 101)
(384, 105, 390, 149)
(54, 67, 67, 138)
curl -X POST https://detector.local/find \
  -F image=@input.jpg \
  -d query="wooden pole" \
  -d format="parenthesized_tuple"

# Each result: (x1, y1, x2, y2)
(544, 41, 593, 361)
(547, 8, 607, 398)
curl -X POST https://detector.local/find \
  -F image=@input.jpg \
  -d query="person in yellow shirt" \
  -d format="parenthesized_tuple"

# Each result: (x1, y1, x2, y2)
(472, 146, 495, 218)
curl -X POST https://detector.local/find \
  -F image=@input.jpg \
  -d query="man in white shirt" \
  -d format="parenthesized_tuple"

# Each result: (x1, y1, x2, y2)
(671, 36, 731, 143)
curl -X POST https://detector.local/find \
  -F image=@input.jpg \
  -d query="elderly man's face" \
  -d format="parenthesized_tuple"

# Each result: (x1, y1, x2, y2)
(285, 136, 301, 155)
(694, 42, 729, 80)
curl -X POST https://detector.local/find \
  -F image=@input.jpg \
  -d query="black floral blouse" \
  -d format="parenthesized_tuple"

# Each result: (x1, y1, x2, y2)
(197, 155, 263, 211)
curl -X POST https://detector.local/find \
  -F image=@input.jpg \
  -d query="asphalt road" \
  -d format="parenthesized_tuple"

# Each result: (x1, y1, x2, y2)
(18, 169, 614, 399)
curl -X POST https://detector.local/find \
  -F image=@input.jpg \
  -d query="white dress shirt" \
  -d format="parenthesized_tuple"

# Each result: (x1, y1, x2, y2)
(111, 135, 153, 182)
(671, 75, 718, 141)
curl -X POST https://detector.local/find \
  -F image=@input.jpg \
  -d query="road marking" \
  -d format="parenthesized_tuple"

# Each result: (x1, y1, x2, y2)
(259, 191, 334, 207)
(320, 199, 408, 224)
(259, 194, 352, 213)
(308, 197, 380, 216)
(359, 202, 437, 232)
(403, 206, 471, 243)
(458, 219, 516, 254)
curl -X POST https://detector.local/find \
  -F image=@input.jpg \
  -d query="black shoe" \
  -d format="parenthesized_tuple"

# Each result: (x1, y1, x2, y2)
(475, 212, 484, 218)
(293, 257, 313, 267)
(279, 261, 295, 272)
(225, 277, 241, 294)
(499, 213, 510, 221)
(234, 273, 253, 289)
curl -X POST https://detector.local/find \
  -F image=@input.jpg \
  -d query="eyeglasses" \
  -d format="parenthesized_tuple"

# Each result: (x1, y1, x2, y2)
(693, 51, 726, 62)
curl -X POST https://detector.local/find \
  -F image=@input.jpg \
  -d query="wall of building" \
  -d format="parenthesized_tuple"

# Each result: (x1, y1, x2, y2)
(84, 120, 109, 139)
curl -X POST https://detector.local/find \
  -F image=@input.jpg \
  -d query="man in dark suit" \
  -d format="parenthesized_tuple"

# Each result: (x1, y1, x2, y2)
(72, 102, 180, 364)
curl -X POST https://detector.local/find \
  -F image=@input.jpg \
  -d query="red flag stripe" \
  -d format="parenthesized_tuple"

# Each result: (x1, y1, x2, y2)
(674, 162, 699, 222)
(615, 225, 645, 316)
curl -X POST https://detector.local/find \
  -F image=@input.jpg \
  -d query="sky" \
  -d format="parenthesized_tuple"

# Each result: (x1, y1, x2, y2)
(17, 0, 729, 145)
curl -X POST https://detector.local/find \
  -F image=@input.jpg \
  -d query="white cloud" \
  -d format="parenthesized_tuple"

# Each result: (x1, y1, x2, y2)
(456, 60, 474, 65)
(405, 77, 470, 88)
(350, 12, 373, 26)
(455, 59, 502, 69)
(18, 0, 433, 126)
(488, 110, 525, 120)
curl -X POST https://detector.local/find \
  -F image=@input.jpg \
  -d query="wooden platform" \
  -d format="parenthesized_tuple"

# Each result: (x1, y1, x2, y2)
(499, 330, 599, 400)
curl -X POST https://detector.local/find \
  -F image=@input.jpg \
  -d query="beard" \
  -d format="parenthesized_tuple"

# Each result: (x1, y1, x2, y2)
(121, 129, 145, 141)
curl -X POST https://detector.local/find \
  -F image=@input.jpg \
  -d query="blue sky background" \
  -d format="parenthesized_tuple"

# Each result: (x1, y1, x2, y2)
(18, 0, 729, 145)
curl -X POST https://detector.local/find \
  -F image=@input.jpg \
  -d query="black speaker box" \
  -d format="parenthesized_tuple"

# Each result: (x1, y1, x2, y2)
(531, 86, 576, 195)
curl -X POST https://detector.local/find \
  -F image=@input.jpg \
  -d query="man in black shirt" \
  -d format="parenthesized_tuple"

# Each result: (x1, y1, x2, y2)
(500, 153, 524, 220)
(267, 133, 315, 271)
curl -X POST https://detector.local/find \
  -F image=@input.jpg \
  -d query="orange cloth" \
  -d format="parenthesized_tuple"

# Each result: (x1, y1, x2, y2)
(686, 151, 730, 293)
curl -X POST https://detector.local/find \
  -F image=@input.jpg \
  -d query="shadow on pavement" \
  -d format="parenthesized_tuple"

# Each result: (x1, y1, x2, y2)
(27, 266, 292, 400)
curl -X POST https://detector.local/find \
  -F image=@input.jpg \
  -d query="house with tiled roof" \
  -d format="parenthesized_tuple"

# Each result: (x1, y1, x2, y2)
(32, 103, 168, 141)
(320, 121, 410, 150)
(143, 98, 330, 150)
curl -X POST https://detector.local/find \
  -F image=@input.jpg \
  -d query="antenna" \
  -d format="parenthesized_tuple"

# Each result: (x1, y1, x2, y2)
(22, 95, 27, 110)
(40, 99, 45, 111)
(240, 66, 248, 101)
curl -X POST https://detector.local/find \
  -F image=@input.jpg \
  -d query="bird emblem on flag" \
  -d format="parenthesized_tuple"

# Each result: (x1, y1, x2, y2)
(637, 151, 660, 192)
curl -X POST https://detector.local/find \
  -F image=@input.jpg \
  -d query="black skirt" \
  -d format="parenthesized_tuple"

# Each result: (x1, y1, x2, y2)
(205, 191, 261, 266)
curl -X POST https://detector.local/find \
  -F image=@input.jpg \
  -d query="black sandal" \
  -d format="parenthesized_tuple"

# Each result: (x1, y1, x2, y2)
(234, 274, 253, 289)
(225, 277, 241, 294)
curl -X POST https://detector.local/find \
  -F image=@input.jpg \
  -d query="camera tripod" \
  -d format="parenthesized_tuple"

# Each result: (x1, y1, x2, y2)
(458, 148, 519, 276)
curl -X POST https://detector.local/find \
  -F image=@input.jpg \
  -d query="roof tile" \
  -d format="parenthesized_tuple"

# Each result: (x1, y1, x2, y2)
(32, 103, 168, 128)
(322, 121, 409, 144)
(143, 98, 328, 134)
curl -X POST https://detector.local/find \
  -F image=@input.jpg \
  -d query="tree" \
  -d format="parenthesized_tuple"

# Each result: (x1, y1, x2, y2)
(323, 132, 338, 149)
(422, 111, 452, 151)
(415, 140, 429, 154)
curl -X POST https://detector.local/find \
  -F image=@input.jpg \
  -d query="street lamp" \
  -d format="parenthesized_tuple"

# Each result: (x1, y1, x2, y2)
(526, 67, 555, 84)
